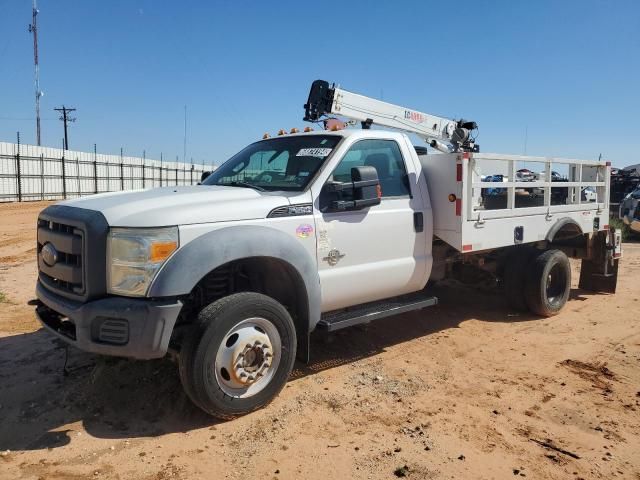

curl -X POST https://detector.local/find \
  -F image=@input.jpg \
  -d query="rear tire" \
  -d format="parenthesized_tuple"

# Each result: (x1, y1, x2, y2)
(524, 249, 571, 317)
(179, 292, 296, 419)
(504, 247, 535, 311)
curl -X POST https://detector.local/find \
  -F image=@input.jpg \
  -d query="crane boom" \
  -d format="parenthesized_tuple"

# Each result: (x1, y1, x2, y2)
(303, 80, 478, 153)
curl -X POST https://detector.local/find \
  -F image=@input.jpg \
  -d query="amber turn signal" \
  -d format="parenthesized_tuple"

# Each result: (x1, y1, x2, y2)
(448, 194, 457, 202)
(150, 241, 178, 263)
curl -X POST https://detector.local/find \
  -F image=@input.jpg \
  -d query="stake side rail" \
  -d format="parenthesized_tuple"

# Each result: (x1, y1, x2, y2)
(464, 153, 610, 222)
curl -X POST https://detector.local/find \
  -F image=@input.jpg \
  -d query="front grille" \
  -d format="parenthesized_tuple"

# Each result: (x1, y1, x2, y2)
(37, 218, 85, 296)
(37, 205, 109, 302)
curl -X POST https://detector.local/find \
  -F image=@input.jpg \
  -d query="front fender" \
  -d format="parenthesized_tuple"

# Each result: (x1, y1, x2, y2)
(148, 225, 321, 330)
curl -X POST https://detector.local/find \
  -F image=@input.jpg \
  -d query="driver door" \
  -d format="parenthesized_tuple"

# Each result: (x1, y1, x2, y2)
(314, 138, 428, 312)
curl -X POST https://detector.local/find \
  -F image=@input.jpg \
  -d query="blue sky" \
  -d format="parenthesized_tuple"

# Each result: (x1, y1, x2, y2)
(1, 0, 638, 167)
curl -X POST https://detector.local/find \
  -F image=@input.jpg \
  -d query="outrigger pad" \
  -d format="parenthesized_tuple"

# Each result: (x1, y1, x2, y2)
(579, 258, 619, 293)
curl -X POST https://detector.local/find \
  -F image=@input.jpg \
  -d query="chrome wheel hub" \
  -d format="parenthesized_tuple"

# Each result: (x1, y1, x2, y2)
(215, 317, 281, 398)
(233, 338, 273, 385)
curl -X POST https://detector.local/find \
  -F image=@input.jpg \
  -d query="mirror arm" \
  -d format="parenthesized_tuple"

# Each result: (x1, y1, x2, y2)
(351, 179, 378, 188)
(330, 197, 380, 211)
(325, 179, 378, 193)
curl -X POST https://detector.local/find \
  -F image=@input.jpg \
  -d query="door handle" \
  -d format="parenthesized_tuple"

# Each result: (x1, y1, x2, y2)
(413, 212, 424, 233)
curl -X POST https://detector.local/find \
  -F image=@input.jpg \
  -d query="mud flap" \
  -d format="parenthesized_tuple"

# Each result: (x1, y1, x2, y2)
(578, 229, 621, 293)
(578, 257, 619, 293)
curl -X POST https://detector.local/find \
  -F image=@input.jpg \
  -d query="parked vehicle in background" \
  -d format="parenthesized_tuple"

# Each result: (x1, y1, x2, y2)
(582, 187, 597, 202)
(516, 168, 536, 182)
(619, 186, 640, 235)
(610, 165, 640, 205)
(33, 80, 622, 419)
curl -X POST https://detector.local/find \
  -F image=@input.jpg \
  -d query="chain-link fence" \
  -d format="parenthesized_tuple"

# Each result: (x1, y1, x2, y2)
(0, 141, 213, 202)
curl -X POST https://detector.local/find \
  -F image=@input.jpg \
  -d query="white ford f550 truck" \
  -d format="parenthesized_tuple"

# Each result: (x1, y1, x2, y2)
(35, 80, 622, 418)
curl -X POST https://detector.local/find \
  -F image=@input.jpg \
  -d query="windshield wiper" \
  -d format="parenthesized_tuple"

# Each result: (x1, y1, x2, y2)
(220, 181, 266, 192)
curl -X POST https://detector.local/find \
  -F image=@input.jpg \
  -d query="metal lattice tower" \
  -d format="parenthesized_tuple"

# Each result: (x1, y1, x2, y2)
(28, 0, 43, 146)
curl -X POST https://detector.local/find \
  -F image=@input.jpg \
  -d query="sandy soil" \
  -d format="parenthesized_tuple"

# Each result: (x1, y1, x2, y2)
(0, 201, 638, 480)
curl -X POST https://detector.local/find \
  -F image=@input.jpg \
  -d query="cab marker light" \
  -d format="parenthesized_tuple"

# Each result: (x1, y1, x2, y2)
(277, 129, 287, 136)
(304, 127, 314, 132)
(290, 128, 299, 134)
(262, 133, 270, 139)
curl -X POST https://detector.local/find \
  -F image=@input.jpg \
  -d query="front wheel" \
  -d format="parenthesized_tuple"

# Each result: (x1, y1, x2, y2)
(179, 292, 297, 419)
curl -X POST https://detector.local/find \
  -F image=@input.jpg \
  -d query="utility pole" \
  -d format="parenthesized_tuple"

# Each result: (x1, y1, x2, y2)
(28, 0, 43, 145)
(183, 105, 187, 163)
(54, 106, 76, 150)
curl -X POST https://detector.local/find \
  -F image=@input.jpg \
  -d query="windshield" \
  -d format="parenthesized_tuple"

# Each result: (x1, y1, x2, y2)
(203, 135, 342, 191)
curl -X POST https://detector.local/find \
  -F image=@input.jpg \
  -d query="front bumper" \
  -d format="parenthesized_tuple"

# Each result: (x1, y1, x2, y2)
(36, 281, 182, 359)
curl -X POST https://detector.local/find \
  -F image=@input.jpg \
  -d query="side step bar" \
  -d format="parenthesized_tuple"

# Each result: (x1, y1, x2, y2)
(317, 292, 438, 332)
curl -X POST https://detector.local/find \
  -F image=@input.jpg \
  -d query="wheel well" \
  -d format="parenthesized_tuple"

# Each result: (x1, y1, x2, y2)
(546, 218, 583, 243)
(175, 257, 309, 356)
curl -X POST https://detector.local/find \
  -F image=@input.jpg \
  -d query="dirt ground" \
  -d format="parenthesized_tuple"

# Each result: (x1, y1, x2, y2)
(0, 201, 638, 480)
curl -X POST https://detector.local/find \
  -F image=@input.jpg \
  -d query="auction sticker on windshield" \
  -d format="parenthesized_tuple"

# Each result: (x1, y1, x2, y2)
(296, 148, 332, 157)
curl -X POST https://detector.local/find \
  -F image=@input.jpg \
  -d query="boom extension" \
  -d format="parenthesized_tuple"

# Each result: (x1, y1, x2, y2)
(304, 80, 478, 153)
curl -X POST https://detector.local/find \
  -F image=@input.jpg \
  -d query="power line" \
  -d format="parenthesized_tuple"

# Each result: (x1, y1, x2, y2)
(54, 106, 76, 150)
(0, 116, 57, 121)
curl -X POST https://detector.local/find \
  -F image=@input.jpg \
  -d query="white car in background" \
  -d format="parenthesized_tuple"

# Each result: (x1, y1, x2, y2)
(582, 187, 597, 202)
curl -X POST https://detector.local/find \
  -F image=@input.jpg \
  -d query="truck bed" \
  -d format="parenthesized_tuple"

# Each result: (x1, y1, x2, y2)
(419, 152, 610, 253)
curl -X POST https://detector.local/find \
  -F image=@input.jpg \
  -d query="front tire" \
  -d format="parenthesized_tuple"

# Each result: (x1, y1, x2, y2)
(179, 292, 297, 419)
(524, 249, 571, 317)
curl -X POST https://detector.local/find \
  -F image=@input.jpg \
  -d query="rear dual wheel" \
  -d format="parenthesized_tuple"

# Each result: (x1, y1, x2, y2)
(504, 247, 536, 311)
(524, 249, 571, 316)
(504, 248, 571, 317)
(179, 292, 296, 419)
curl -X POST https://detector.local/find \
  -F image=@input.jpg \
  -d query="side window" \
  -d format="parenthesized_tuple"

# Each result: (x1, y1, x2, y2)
(329, 139, 410, 198)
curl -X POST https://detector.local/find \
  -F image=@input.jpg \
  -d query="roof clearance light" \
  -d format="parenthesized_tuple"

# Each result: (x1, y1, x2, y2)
(277, 129, 287, 136)
(290, 128, 299, 134)
(304, 127, 314, 132)
(324, 118, 346, 131)
(263, 133, 270, 139)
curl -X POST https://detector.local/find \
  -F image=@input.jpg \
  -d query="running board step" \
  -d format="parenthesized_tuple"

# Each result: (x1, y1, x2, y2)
(317, 292, 438, 332)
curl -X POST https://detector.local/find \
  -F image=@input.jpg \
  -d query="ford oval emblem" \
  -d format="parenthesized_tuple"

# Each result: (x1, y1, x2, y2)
(41, 242, 58, 267)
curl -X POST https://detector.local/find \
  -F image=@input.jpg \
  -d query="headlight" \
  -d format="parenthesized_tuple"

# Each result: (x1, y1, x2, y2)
(107, 227, 179, 296)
